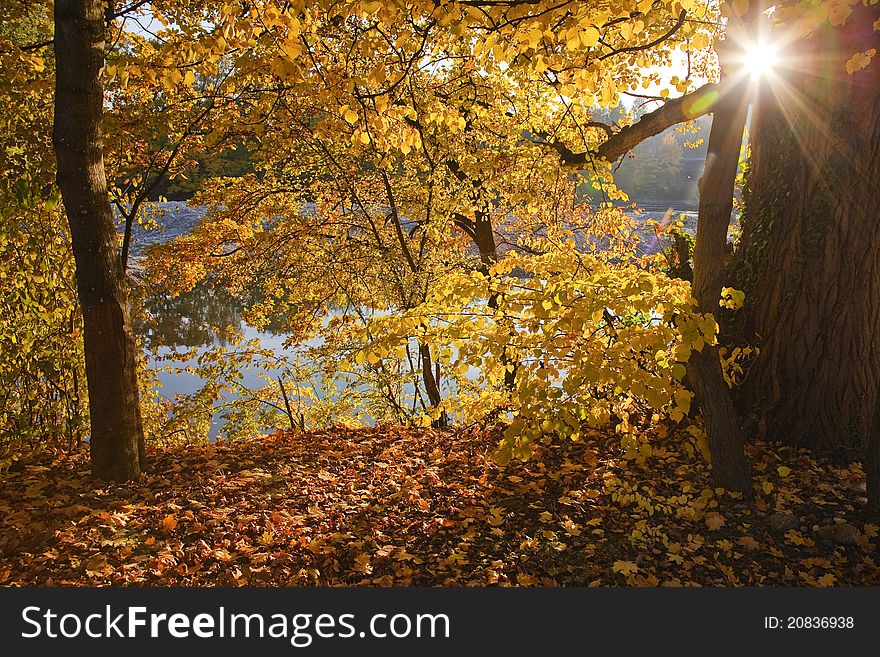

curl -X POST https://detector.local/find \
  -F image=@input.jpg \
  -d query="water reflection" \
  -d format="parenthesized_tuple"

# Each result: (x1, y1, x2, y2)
(136, 285, 247, 350)
(136, 285, 302, 440)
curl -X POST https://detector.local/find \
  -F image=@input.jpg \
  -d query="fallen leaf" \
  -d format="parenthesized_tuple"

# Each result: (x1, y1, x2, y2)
(612, 560, 639, 576)
(161, 514, 178, 532)
(705, 512, 726, 531)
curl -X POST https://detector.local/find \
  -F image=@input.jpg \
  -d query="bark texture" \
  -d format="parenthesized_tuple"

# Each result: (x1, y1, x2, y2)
(867, 396, 880, 515)
(734, 9, 880, 455)
(54, 0, 145, 481)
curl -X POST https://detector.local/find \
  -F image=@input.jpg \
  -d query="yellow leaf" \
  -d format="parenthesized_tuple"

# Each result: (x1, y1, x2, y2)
(361, 0, 383, 14)
(762, 481, 774, 495)
(777, 465, 791, 477)
(281, 41, 302, 60)
(527, 28, 543, 49)
(845, 49, 876, 75)
(539, 511, 553, 523)
(343, 108, 359, 124)
(487, 506, 504, 526)
(828, 2, 853, 26)
(580, 26, 601, 48)
(816, 573, 836, 587)
(562, 519, 582, 536)
(612, 560, 639, 576)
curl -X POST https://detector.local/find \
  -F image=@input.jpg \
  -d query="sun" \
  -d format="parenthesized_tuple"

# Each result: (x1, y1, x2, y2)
(742, 41, 779, 79)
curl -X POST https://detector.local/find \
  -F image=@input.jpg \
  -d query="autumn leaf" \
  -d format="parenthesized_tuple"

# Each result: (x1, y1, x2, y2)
(84, 555, 111, 578)
(343, 108, 359, 124)
(562, 519, 582, 536)
(737, 536, 760, 551)
(845, 49, 876, 75)
(612, 560, 639, 576)
(704, 511, 726, 531)
(161, 514, 178, 532)
(517, 573, 540, 586)
(816, 573, 837, 587)
(2, 420, 876, 587)
(353, 553, 372, 574)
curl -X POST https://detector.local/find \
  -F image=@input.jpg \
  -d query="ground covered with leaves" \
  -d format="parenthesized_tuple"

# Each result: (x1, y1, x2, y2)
(1, 425, 877, 586)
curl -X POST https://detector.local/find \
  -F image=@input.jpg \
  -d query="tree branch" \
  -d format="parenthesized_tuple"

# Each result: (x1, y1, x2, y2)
(547, 83, 721, 166)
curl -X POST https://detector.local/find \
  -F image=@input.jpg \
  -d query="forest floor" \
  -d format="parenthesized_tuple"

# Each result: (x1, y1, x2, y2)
(1, 424, 877, 586)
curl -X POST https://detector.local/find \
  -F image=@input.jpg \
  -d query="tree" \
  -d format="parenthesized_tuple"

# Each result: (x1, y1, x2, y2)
(54, 0, 145, 480)
(685, 11, 761, 494)
(733, 4, 880, 457)
(72, 0, 878, 503)
(0, 2, 87, 462)
(523, 1, 878, 498)
(121, 0, 722, 456)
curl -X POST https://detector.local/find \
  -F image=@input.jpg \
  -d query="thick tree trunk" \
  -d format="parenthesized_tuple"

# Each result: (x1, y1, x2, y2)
(688, 56, 753, 493)
(473, 211, 498, 274)
(54, 0, 145, 481)
(867, 396, 880, 516)
(734, 10, 880, 455)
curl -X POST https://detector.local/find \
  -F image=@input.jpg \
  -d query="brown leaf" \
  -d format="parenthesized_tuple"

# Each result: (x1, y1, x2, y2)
(704, 511, 726, 531)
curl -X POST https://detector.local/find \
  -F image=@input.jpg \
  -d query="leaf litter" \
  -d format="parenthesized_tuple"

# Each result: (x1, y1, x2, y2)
(1, 425, 876, 586)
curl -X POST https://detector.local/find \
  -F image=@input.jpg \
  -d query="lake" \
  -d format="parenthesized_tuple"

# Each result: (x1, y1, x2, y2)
(130, 201, 699, 438)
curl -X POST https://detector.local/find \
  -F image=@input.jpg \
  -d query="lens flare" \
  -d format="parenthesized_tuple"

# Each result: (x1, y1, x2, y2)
(743, 41, 779, 79)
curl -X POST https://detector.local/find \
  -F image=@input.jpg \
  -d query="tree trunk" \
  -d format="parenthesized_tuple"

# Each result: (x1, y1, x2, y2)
(473, 211, 498, 274)
(687, 31, 755, 494)
(867, 395, 880, 516)
(419, 342, 447, 428)
(734, 9, 880, 456)
(473, 211, 517, 389)
(54, 0, 145, 481)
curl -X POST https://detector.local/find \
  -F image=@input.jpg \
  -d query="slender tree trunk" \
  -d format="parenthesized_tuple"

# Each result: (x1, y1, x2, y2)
(473, 211, 517, 389)
(687, 36, 754, 493)
(733, 9, 880, 456)
(419, 342, 447, 428)
(53, 0, 145, 481)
